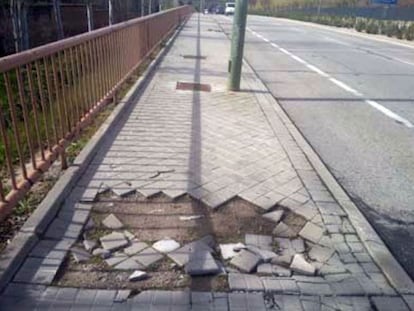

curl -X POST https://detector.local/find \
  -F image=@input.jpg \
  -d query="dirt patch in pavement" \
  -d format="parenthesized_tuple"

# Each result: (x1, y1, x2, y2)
(54, 194, 298, 291)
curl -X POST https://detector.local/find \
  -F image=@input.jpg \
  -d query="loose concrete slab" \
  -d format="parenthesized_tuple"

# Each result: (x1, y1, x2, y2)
(100, 232, 129, 252)
(129, 270, 148, 282)
(71, 247, 91, 263)
(308, 245, 335, 263)
(219, 244, 241, 260)
(273, 222, 296, 238)
(92, 248, 111, 259)
(152, 239, 180, 253)
(105, 252, 129, 267)
(246, 245, 277, 262)
(83, 239, 97, 252)
(185, 251, 221, 276)
(262, 210, 284, 223)
(123, 241, 149, 256)
(102, 214, 124, 230)
(299, 222, 324, 244)
(167, 240, 212, 267)
(114, 258, 144, 270)
(290, 254, 315, 276)
(245, 234, 272, 250)
(230, 250, 262, 273)
(133, 247, 163, 268)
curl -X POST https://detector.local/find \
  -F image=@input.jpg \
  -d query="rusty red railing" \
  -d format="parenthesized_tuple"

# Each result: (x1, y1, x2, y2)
(0, 6, 192, 221)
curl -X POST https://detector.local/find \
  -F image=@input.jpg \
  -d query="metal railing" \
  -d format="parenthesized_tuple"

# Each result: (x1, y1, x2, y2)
(0, 6, 192, 221)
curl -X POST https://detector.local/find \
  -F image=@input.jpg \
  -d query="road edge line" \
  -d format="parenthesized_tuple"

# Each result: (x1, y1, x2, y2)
(0, 17, 190, 293)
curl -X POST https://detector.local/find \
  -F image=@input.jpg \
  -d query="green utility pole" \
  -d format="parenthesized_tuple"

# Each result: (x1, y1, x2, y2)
(228, 0, 248, 91)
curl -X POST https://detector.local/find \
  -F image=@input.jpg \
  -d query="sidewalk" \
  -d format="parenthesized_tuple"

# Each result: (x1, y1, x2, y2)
(0, 13, 413, 310)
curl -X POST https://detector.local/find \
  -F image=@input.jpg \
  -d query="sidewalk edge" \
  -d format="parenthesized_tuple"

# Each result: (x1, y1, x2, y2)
(0, 18, 189, 293)
(241, 58, 414, 295)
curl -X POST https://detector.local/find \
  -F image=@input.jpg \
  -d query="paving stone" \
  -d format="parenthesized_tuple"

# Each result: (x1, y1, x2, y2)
(339, 253, 357, 263)
(273, 264, 292, 277)
(102, 214, 124, 229)
(246, 245, 277, 262)
(334, 242, 351, 254)
(341, 219, 355, 234)
(355, 274, 383, 295)
(347, 242, 365, 253)
(168, 240, 212, 267)
(71, 246, 92, 263)
(294, 206, 318, 221)
(219, 243, 241, 260)
(100, 232, 129, 251)
(105, 252, 129, 267)
(114, 258, 144, 270)
(112, 183, 136, 197)
(354, 252, 372, 263)
(290, 238, 305, 253)
(298, 281, 332, 296)
(361, 262, 380, 273)
(256, 263, 273, 275)
(44, 218, 83, 240)
(271, 254, 293, 266)
(92, 248, 111, 259)
(133, 247, 163, 267)
(371, 297, 410, 311)
(290, 254, 315, 276)
(83, 239, 98, 252)
(299, 222, 324, 244)
(123, 230, 135, 241)
(230, 250, 262, 273)
(369, 273, 397, 295)
(256, 263, 291, 276)
(123, 241, 149, 256)
(229, 292, 266, 310)
(245, 234, 272, 250)
(344, 263, 364, 274)
(114, 290, 131, 302)
(186, 251, 221, 276)
(273, 222, 296, 238)
(228, 273, 264, 291)
(13, 257, 61, 285)
(152, 239, 180, 253)
(308, 245, 335, 263)
(262, 210, 284, 223)
(30, 239, 74, 260)
(329, 275, 365, 296)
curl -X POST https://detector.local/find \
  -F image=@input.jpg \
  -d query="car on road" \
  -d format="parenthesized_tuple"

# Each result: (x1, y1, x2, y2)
(215, 6, 225, 14)
(225, 2, 235, 15)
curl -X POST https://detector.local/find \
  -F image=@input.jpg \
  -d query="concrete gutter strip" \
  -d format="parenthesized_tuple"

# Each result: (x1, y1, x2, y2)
(240, 57, 414, 295)
(0, 19, 189, 293)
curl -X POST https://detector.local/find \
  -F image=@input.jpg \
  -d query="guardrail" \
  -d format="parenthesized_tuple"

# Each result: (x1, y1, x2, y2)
(0, 6, 192, 221)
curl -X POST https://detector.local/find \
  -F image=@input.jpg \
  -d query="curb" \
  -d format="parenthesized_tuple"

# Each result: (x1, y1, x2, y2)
(240, 52, 414, 295)
(0, 18, 189, 293)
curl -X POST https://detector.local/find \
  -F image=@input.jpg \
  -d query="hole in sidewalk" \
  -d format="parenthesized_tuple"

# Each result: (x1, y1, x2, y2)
(176, 82, 211, 92)
(182, 55, 207, 60)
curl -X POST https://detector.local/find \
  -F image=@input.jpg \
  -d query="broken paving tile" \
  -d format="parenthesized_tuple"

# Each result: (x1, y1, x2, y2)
(230, 250, 262, 273)
(273, 264, 292, 277)
(129, 270, 148, 282)
(220, 244, 241, 260)
(271, 254, 293, 266)
(84, 218, 95, 231)
(185, 251, 221, 276)
(246, 245, 277, 262)
(299, 222, 324, 244)
(257, 263, 290, 276)
(105, 252, 129, 267)
(124, 241, 149, 256)
(245, 234, 272, 250)
(257, 263, 273, 275)
(100, 232, 129, 252)
(123, 230, 135, 241)
(290, 254, 315, 276)
(83, 239, 97, 252)
(102, 214, 124, 230)
(262, 210, 284, 223)
(71, 247, 91, 263)
(92, 248, 111, 259)
(273, 222, 296, 238)
(291, 238, 305, 253)
(167, 240, 213, 267)
(308, 245, 335, 263)
(114, 258, 144, 270)
(133, 247, 163, 268)
(152, 239, 180, 253)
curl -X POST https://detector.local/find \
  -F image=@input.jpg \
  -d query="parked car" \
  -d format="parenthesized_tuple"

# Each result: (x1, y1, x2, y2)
(225, 2, 235, 15)
(215, 6, 225, 14)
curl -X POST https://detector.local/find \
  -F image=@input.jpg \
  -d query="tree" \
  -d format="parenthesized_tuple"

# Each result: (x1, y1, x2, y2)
(9, 0, 29, 52)
(52, 0, 64, 39)
(86, 0, 94, 31)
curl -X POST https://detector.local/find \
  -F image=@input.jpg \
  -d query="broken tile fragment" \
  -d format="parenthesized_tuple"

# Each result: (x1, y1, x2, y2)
(273, 222, 296, 238)
(123, 230, 135, 241)
(124, 241, 149, 256)
(114, 258, 144, 270)
(219, 244, 240, 260)
(100, 232, 129, 251)
(83, 239, 97, 252)
(105, 252, 128, 266)
(92, 248, 111, 259)
(230, 250, 261, 273)
(290, 254, 315, 276)
(133, 247, 163, 268)
(299, 222, 324, 244)
(246, 245, 277, 262)
(152, 239, 180, 253)
(102, 214, 124, 229)
(262, 210, 284, 223)
(71, 247, 91, 263)
(129, 270, 148, 282)
(185, 251, 221, 276)
(308, 245, 335, 263)
(245, 234, 272, 250)
(112, 183, 136, 197)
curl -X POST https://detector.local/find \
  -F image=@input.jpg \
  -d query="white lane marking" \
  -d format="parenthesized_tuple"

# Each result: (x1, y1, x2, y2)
(248, 28, 413, 128)
(329, 78, 363, 96)
(365, 100, 413, 128)
(306, 64, 330, 78)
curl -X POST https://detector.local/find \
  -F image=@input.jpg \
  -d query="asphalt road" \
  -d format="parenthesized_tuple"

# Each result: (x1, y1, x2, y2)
(218, 15, 414, 279)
